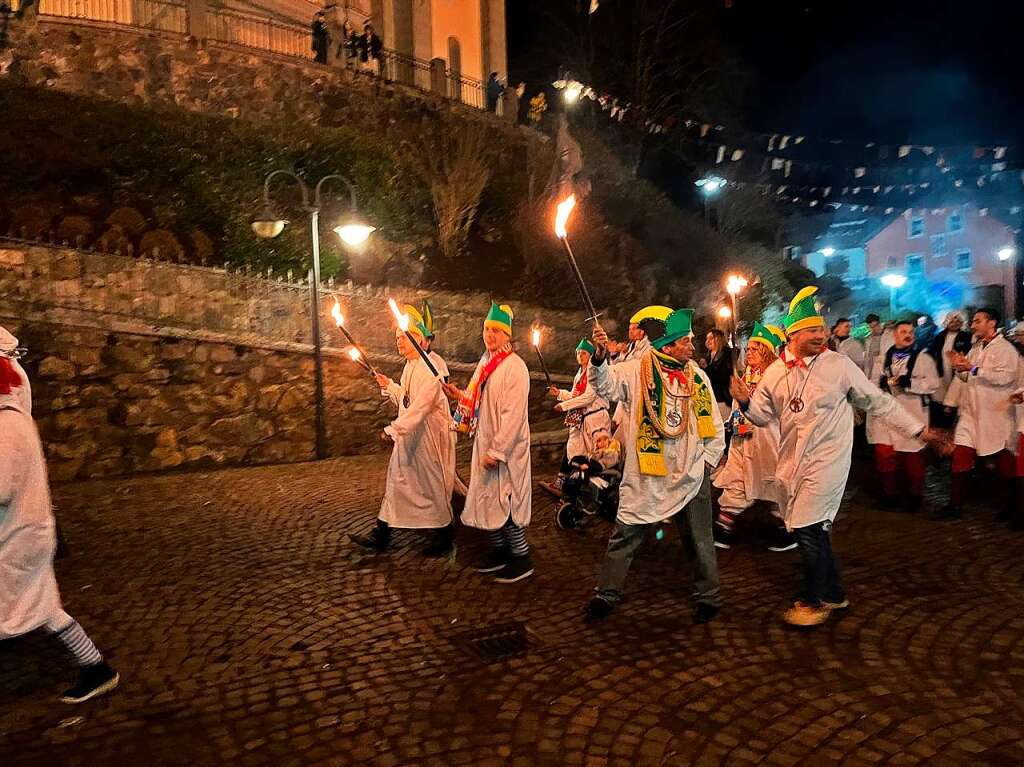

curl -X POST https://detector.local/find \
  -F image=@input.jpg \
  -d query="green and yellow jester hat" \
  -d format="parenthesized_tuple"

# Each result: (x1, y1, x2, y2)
(748, 321, 786, 351)
(629, 305, 674, 325)
(651, 308, 694, 350)
(782, 286, 825, 334)
(484, 302, 514, 336)
(401, 302, 434, 340)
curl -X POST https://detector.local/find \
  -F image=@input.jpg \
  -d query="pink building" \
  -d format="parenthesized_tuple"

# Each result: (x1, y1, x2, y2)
(864, 204, 1019, 317)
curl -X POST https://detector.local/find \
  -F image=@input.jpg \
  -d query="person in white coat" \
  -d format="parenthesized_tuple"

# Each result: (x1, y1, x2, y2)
(541, 338, 611, 495)
(731, 287, 939, 627)
(1, 325, 31, 415)
(443, 303, 534, 584)
(0, 356, 119, 704)
(712, 322, 795, 552)
(831, 318, 866, 370)
(585, 309, 726, 625)
(352, 303, 457, 557)
(937, 307, 1022, 521)
(871, 320, 941, 513)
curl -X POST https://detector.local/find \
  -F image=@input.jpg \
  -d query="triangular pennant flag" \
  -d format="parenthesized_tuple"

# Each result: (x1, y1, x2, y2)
(780, 135, 790, 149)
(854, 167, 866, 178)
(784, 160, 792, 177)
(995, 147, 1007, 159)
(899, 145, 911, 157)
(731, 149, 744, 161)
(716, 145, 726, 164)
(795, 137, 804, 144)
(767, 135, 777, 151)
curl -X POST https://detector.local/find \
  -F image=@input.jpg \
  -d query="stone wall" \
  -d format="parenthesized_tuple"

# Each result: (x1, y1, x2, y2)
(1, 242, 590, 481)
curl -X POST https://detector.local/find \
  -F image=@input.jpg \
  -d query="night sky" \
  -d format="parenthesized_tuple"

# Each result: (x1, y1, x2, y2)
(508, 0, 1024, 147)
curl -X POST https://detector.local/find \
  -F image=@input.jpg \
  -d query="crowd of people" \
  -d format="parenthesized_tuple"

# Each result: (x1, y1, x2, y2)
(5, 285, 1022, 706)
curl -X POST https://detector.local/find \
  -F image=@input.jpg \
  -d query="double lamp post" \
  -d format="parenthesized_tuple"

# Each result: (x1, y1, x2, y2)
(252, 170, 376, 460)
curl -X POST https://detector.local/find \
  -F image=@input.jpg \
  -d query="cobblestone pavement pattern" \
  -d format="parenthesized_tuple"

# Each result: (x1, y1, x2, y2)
(2, 451, 1024, 767)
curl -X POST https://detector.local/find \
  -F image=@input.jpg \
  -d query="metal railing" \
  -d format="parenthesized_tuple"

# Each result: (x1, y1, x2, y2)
(15, 0, 486, 110)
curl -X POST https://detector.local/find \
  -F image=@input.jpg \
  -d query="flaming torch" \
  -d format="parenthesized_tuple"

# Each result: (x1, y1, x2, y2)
(331, 299, 379, 377)
(530, 327, 553, 387)
(554, 194, 600, 327)
(388, 298, 440, 378)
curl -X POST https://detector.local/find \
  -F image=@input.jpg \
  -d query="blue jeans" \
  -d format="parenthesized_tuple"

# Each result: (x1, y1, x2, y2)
(793, 521, 845, 607)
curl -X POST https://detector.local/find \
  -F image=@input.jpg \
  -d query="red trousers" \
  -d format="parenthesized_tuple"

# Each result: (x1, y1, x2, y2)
(949, 440, 1024, 507)
(874, 444, 927, 498)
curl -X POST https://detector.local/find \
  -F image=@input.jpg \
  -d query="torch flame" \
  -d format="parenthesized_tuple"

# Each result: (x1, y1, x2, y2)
(531, 328, 541, 347)
(725, 274, 749, 296)
(331, 299, 344, 327)
(554, 194, 576, 239)
(388, 298, 409, 332)
(348, 347, 362, 361)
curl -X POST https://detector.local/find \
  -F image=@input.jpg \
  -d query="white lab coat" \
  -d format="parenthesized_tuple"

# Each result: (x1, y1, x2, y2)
(837, 336, 866, 370)
(589, 355, 725, 525)
(743, 349, 924, 530)
(611, 337, 650, 439)
(556, 369, 611, 459)
(945, 335, 1020, 457)
(712, 377, 782, 510)
(870, 350, 940, 453)
(461, 352, 533, 530)
(0, 398, 62, 639)
(865, 330, 895, 445)
(379, 353, 456, 529)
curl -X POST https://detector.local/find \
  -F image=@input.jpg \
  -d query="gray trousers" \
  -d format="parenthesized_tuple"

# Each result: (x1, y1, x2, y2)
(596, 470, 721, 607)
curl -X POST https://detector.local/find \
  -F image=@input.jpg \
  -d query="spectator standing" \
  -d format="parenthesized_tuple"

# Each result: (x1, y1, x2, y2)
(928, 310, 972, 426)
(528, 92, 547, 126)
(702, 328, 733, 423)
(830, 318, 866, 370)
(357, 23, 382, 76)
(485, 72, 505, 114)
(311, 10, 330, 65)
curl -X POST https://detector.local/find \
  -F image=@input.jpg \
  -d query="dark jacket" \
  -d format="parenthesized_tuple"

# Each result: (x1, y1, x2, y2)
(927, 329, 972, 377)
(704, 351, 733, 405)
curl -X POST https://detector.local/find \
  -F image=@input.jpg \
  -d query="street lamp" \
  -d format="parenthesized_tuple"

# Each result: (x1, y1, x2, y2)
(563, 81, 582, 104)
(252, 169, 376, 460)
(998, 246, 1016, 262)
(695, 175, 726, 228)
(998, 246, 1017, 319)
(821, 246, 836, 257)
(880, 272, 907, 316)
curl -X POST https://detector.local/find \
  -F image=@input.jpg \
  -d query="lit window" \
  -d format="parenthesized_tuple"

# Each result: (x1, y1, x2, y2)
(955, 249, 971, 271)
(930, 234, 946, 255)
(908, 217, 925, 238)
(906, 254, 924, 276)
(947, 212, 964, 234)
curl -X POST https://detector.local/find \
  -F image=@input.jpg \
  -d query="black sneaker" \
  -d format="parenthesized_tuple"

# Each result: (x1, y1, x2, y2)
(60, 662, 119, 704)
(875, 495, 900, 512)
(694, 603, 719, 624)
(422, 526, 454, 558)
(350, 522, 390, 552)
(712, 525, 733, 550)
(475, 547, 509, 573)
(585, 596, 615, 621)
(931, 505, 962, 521)
(767, 529, 797, 553)
(494, 553, 534, 583)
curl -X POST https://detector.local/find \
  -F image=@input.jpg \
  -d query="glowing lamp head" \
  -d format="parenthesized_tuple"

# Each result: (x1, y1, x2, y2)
(718, 306, 732, 319)
(725, 274, 748, 296)
(331, 299, 344, 327)
(555, 194, 576, 239)
(821, 246, 836, 257)
(696, 175, 725, 197)
(998, 246, 1016, 262)
(334, 221, 376, 247)
(531, 328, 541, 347)
(880, 273, 907, 289)
(564, 83, 582, 104)
(388, 298, 409, 332)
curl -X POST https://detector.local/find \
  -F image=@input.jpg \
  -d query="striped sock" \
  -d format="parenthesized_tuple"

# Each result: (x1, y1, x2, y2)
(718, 508, 740, 532)
(52, 620, 103, 667)
(489, 529, 506, 550)
(502, 521, 529, 556)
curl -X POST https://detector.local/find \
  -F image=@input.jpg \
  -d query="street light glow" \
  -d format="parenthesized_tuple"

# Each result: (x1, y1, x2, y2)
(718, 306, 732, 319)
(334, 222, 376, 247)
(564, 82, 582, 104)
(998, 246, 1017, 262)
(725, 274, 748, 295)
(880, 273, 907, 288)
(821, 246, 836, 257)
(695, 175, 726, 196)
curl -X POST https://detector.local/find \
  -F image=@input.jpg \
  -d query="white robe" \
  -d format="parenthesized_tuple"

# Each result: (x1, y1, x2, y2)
(712, 376, 782, 511)
(0, 399, 62, 639)
(870, 350, 940, 453)
(611, 337, 650, 439)
(743, 350, 924, 530)
(589, 356, 725, 525)
(865, 330, 895, 445)
(461, 352, 533, 530)
(556, 369, 611, 460)
(945, 335, 1020, 457)
(379, 353, 456, 529)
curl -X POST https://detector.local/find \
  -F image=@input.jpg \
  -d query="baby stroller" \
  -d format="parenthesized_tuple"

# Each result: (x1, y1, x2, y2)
(555, 454, 622, 530)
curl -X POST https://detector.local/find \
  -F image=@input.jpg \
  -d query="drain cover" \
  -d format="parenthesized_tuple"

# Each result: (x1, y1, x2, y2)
(450, 621, 530, 664)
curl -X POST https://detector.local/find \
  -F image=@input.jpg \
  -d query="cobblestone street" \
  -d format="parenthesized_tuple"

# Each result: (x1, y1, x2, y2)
(2, 451, 1023, 767)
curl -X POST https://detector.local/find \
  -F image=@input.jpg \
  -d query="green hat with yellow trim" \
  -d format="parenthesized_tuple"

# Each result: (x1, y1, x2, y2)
(629, 305, 673, 325)
(484, 302, 514, 335)
(749, 321, 786, 351)
(782, 286, 825, 334)
(651, 308, 694, 350)
(576, 338, 596, 355)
